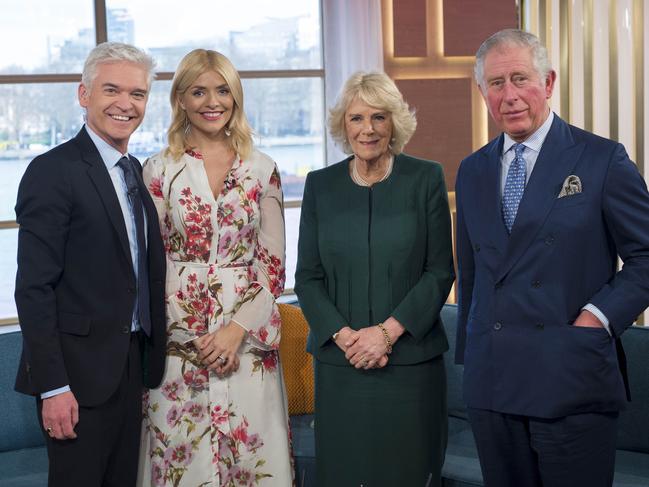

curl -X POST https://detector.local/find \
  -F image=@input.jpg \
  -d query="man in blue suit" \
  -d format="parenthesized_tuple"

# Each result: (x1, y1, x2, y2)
(455, 29, 649, 487)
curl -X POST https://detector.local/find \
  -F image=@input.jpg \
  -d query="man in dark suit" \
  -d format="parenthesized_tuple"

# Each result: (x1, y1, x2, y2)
(455, 29, 649, 487)
(14, 42, 166, 486)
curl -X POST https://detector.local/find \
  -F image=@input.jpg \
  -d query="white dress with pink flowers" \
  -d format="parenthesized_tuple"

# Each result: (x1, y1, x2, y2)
(137, 148, 293, 486)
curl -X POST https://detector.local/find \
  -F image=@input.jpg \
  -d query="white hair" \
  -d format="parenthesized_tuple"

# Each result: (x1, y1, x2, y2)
(82, 42, 156, 90)
(474, 29, 552, 90)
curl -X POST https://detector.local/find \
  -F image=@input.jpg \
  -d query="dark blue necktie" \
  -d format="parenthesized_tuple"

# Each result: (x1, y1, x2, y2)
(502, 143, 527, 233)
(117, 156, 151, 336)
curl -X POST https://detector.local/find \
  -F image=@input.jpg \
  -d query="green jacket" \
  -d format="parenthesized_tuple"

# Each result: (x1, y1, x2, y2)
(295, 153, 455, 366)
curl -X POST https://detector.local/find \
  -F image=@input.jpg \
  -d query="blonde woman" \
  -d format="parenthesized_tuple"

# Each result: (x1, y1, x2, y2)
(138, 49, 292, 486)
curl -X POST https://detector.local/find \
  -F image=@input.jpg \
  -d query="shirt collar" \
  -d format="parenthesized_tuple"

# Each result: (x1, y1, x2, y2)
(85, 124, 129, 169)
(502, 110, 554, 155)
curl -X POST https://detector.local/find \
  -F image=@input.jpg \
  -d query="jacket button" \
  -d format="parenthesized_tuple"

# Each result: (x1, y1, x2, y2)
(474, 244, 481, 252)
(532, 280, 541, 288)
(535, 322, 544, 329)
(122, 326, 130, 334)
(494, 322, 503, 331)
(495, 282, 503, 289)
(545, 235, 555, 245)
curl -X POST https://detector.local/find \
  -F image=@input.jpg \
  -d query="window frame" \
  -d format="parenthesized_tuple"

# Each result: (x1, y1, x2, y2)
(0, 0, 325, 326)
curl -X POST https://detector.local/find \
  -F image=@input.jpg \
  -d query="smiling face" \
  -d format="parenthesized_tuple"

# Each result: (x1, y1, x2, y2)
(481, 44, 555, 142)
(179, 70, 234, 141)
(78, 61, 149, 153)
(344, 98, 393, 164)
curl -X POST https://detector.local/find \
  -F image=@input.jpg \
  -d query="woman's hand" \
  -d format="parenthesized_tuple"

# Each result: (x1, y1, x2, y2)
(333, 326, 357, 352)
(381, 316, 406, 347)
(344, 317, 406, 370)
(344, 326, 389, 369)
(195, 322, 247, 376)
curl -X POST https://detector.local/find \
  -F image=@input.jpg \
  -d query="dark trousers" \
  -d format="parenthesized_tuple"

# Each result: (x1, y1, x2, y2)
(38, 333, 144, 487)
(467, 408, 618, 487)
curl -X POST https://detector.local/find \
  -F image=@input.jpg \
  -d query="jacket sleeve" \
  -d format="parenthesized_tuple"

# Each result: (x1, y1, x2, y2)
(294, 172, 348, 348)
(14, 155, 71, 393)
(453, 161, 474, 364)
(230, 164, 286, 350)
(142, 154, 170, 244)
(588, 144, 649, 336)
(391, 163, 455, 343)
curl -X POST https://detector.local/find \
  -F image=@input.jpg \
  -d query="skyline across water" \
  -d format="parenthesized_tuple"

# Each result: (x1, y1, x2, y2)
(0, 142, 316, 322)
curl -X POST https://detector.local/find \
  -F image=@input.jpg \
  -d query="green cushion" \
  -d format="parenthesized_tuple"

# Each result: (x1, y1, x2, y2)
(613, 449, 649, 487)
(442, 416, 484, 486)
(0, 446, 48, 486)
(0, 332, 45, 452)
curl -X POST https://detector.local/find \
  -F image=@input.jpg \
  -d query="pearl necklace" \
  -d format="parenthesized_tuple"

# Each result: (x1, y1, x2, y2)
(351, 155, 394, 187)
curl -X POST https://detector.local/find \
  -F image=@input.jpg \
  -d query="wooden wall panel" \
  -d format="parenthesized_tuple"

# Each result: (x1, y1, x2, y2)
(443, 0, 519, 57)
(393, 0, 428, 57)
(397, 78, 473, 189)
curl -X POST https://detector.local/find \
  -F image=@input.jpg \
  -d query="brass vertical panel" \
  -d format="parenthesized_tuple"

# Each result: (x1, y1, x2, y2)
(559, 0, 570, 121)
(521, 0, 531, 30)
(584, 0, 594, 132)
(633, 0, 644, 176)
(609, 0, 618, 142)
(538, 0, 547, 44)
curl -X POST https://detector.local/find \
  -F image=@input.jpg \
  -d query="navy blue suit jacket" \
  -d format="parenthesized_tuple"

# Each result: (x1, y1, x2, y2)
(455, 115, 649, 418)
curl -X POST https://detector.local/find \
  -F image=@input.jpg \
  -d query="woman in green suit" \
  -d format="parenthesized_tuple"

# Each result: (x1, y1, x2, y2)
(295, 72, 455, 486)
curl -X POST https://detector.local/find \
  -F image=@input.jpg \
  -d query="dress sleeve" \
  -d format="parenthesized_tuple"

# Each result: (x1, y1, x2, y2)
(142, 154, 170, 249)
(231, 163, 286, 350)
(294, 172, 348, 348)
(391, 163, 455, 342)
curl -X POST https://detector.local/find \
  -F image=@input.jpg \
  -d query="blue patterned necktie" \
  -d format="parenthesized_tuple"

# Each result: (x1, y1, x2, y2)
(502, 143, 527, 233)
(117, 156, 151, 336)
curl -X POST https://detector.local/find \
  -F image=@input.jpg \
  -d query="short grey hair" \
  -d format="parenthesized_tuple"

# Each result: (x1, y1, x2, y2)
(474, 29, 552, 90)
(81, 42, 156, 90)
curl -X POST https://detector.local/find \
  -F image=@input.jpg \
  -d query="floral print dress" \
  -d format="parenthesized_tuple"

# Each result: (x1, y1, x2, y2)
(138, 148, 293, 487)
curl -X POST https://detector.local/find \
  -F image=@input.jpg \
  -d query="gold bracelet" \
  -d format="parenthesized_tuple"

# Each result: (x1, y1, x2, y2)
(377, 322, 392, 354)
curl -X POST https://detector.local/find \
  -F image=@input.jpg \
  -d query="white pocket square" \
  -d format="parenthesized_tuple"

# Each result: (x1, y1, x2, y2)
(558, 175, 582, 198)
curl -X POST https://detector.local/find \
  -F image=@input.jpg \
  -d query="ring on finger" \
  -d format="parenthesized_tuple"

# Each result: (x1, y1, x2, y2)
(216, 355, 226, 364)
(46, 427, 54, 436)
(362, 360, 369, 367)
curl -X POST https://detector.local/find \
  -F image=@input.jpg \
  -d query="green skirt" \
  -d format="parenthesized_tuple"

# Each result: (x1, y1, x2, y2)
(314, 356, 447, 487)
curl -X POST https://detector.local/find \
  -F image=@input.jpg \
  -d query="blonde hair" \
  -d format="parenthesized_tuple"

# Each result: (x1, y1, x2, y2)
(166, 49, 253, 160)
(328, 71, 416, 155)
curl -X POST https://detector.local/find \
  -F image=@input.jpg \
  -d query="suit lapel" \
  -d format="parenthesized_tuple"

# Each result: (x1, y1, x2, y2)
(474, 136, 509, 256)
(496, 117, 585, 282)
(76, 128, 133, 265)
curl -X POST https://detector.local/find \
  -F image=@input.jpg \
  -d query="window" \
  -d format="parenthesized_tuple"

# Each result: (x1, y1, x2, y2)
(0, 0, 325, 324)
